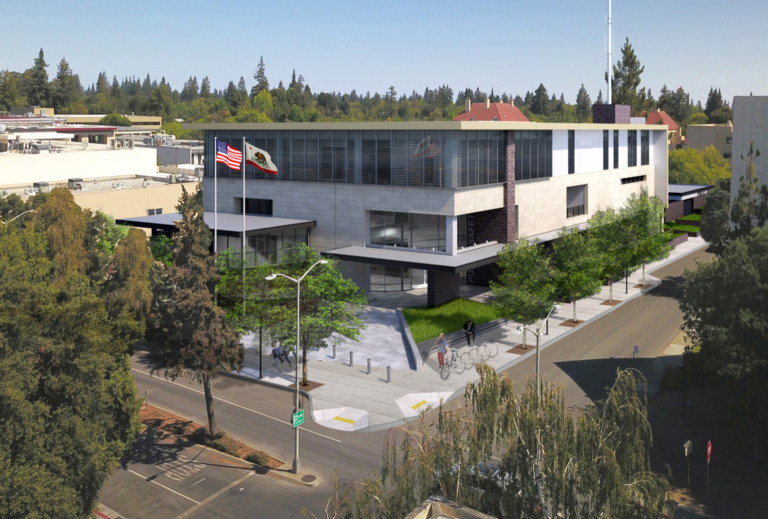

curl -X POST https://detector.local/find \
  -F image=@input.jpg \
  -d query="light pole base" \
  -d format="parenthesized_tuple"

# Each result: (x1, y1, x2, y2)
(292, 458, 301, 474)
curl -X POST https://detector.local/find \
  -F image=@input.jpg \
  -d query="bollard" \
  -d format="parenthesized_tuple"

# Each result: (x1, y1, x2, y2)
(367, 358, 371, 375)
(387, 366, 391, 384)
(350, 351, 354, 367)
(333, 344, 336, 359)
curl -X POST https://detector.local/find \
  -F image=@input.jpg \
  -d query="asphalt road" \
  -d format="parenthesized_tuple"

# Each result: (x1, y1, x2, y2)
(103, 247, 714, 518)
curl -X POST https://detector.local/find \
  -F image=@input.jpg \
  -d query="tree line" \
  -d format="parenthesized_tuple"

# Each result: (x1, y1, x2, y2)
(0, 44, 731, 139)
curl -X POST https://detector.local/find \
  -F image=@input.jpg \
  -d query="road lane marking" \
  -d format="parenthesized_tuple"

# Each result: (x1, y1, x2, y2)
(131, 368, 342, 443)
(174, 471, 255, 519)
(190, 478, 206, 487)
(127, 469, 199, 504)
(334, 416, 355, 424)
(411, 400, 428, 409)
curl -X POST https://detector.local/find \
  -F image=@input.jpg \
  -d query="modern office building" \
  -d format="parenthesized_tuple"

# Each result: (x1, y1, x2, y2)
(185, 113, 667, 306)
(686, 123, 733, 161)
(730, 96, 768, 209)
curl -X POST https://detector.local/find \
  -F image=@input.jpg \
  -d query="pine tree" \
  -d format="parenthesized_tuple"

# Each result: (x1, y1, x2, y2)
(612, 37, 645, 113)
(530, 84, 550, 115)
(147, 185, 244, 437)
(237, 76, 247, 93)
(96, 72, 109, 95)
(704, 87, 724, 117)
(596, 89, 604, 104)
(575, 84, 592, 123)
(200, 76, 211, 98)
(26, 48, 50, 107)
(51, 57, 83, 110)
(142, 73, 151, 92)
(110, 76, 121, 98)
(251, 55, 269, 98)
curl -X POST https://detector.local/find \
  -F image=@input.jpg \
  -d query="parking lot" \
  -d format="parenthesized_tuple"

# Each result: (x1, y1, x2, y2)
(99, 428, 262, 519)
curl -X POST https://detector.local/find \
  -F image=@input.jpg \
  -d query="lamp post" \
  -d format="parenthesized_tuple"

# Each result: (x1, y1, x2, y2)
(266, 259, 327, 475)
(1, 209, 36, 225)
(515, 304, 560, 404)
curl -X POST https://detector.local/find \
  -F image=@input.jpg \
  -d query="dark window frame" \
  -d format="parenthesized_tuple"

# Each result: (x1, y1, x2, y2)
(603, 130, 609, 170)
(627, 130, 637, 167)
(568, 130, 575, 174)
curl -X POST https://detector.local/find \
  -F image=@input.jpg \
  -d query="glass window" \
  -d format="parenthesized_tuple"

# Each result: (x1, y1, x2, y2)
(613, 130, 619, 169)
(566, 184, 587, 218)
(568, 130, 575, 174)
(603, 130, 609, 170)
(369, 210, 445, 251)
(362, 131, 376, 184)
(392, 131, 408, 186)
(478, 131, 488, 186)
(376, 131, 391, 185)
(319, 130, 333, 182)
(515, 131, 552, 180)
(291, 131, 305, 181)
(467, 131, 478, 187)
(333, 130, 346, 182)
(408, 131, 424, 187)
(628, 130, 637, 167)
(346, 130, 361, 183)
(305, 130, 319, 181)
(641, 130, 650, 166)
(497, 131, 507, 183)
(423, 132, 440, 187)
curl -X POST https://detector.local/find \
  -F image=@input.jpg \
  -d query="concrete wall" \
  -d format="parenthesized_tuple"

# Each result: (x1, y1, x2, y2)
(687, 124, 733, 160)
(730, 96, 768, 209)
(72, 183, 186, 220)
(0, 148, 157, 187)
(515, 164, 657, 239)
(551, 129, 663, 177)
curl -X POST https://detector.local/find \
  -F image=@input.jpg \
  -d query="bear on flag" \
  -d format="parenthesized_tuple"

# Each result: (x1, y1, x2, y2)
(245, 141, 278, 174)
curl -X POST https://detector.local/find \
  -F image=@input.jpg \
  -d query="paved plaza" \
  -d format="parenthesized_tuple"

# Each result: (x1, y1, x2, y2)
(238, 237, 708, 432)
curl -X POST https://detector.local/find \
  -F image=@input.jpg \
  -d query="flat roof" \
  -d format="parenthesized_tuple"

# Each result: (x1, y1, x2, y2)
(323, 243, 505, 273)
(668, 183, 713, 196)
(184, 121, 664, 132)
(116, 212, 316, 236)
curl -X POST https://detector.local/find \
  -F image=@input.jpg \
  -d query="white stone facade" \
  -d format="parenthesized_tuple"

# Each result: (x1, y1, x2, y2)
(730, 96, 768, 208)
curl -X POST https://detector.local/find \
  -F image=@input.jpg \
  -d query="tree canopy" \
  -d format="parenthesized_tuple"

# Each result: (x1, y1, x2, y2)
(0, 188, 144, 517)
(669, 146, 731, 185)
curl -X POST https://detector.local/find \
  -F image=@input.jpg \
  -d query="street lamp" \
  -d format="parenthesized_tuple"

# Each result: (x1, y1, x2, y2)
(265, 259, 328, 475)
(1, 210, 36, 225)
(513, 304, 559, 404)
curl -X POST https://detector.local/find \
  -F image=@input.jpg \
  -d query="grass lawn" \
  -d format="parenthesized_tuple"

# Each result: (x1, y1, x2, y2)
(402, 297, 505, 343)
(678, 213, 702, 222)
(664, 223, 700, 233)
(665, 231, 687, 241)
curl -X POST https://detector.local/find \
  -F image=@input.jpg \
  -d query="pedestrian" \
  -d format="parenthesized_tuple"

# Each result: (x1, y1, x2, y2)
(463, 319, 476, 345)
(272, 345, 288, 371)
(435, 333, 448, 368)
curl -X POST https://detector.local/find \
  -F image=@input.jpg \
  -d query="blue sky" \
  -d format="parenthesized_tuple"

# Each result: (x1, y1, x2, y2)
(5, 0, 765, 105)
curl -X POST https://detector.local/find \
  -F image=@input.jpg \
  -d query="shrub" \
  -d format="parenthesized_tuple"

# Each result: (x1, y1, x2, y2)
(245, 451, 269, 466)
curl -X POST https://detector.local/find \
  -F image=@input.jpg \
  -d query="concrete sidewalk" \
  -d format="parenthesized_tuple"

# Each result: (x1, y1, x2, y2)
(238, 237, 708, 432)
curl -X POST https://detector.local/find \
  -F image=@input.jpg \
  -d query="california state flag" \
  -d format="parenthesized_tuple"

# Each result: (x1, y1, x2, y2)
(245, 141, 278, 174)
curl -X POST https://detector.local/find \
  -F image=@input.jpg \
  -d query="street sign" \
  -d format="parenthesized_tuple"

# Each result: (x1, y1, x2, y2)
(292, 409, 304, 428)
(707, 441, 712, 463)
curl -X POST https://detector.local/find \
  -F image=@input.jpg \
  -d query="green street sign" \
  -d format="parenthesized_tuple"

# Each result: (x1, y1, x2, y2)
(292, 409, 304, 428)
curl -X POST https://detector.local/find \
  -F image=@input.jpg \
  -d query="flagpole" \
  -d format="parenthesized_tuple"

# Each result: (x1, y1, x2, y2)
(214, 137, 218, 254)
(242, 136, 246, 328)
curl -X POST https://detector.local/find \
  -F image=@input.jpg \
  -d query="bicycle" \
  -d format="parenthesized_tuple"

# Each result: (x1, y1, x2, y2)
(440, 350, 463, 380)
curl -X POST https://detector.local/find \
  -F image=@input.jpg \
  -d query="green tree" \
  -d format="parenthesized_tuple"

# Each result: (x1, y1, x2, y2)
(588, 207, 633, 302)
(575, 84, 591, 123)
(680, 228, 768, 463)
(0, 191, 142, 517)
(98, 113, 132, 126)
(704, 87, 724, 118)
(700, 179, 731, 254)
(551, 227, 602, 322)
(147, 185, 244, 437)
(730, 143, 766, 239)
(490, 239, 555, 349)
(251, 55, 269, 98)
(145, 83, 173, 122)
(624, 192, 669, 286)
(51, 57, 82, 110)
(612, 38, 645, 114)
(708, 105, 733, 124)
(530, 83, 550, 115)
(0, 70, 27, 111)
(669, 146, 731, 185)
(323, 366, 670, 518)
(25, 48, 50, 107)
(265, 245, 366, 386)
(657, 86, 691, 130)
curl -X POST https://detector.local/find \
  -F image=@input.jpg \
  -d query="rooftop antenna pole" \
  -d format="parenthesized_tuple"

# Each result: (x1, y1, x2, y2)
(607, 0, 613, 104)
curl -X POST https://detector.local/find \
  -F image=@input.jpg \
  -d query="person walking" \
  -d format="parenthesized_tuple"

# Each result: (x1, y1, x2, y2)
(272, 345, 291, 371)
(463, 319, 476, 345)
(435, 333, 448, 368)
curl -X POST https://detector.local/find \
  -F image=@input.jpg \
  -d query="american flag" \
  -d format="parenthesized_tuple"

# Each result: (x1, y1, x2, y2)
(216, 140, 242, 170)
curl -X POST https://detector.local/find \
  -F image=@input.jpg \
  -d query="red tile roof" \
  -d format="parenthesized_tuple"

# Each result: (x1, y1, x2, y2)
(645, 110, 679, 131)
(453, 102, 530, 122)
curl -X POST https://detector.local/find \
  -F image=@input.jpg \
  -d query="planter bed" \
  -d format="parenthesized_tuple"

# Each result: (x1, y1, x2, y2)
(666, 232, 689, 248)
(664, 223, 700, 238)
(675, 218, 701, 227)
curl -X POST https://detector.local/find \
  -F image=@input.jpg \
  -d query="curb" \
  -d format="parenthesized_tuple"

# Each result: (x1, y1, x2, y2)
(139, 402, 320, 487)
(396, 308, 421, 370)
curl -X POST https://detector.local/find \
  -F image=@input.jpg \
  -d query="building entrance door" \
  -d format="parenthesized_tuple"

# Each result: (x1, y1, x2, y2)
(370, 265, 414, 292)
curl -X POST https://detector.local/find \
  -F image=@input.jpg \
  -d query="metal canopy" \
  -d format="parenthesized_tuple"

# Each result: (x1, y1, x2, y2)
(116, 212, 315, 237)
(323, 243, 505, 273)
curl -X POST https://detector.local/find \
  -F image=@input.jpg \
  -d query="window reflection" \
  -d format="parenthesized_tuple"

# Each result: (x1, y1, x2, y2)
(370, 211, 446, 251)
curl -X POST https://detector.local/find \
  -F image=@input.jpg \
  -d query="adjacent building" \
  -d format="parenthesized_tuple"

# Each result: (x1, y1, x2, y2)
(184, 108, 667, 306)
(686, 123, 733, 161)
(730, 95, 768, 208)
(644, 109, 683, 150)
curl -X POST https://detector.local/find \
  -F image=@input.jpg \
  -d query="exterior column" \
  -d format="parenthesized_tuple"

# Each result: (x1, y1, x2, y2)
(427, 271, 461, 307)
(446, 215, 458, 255)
